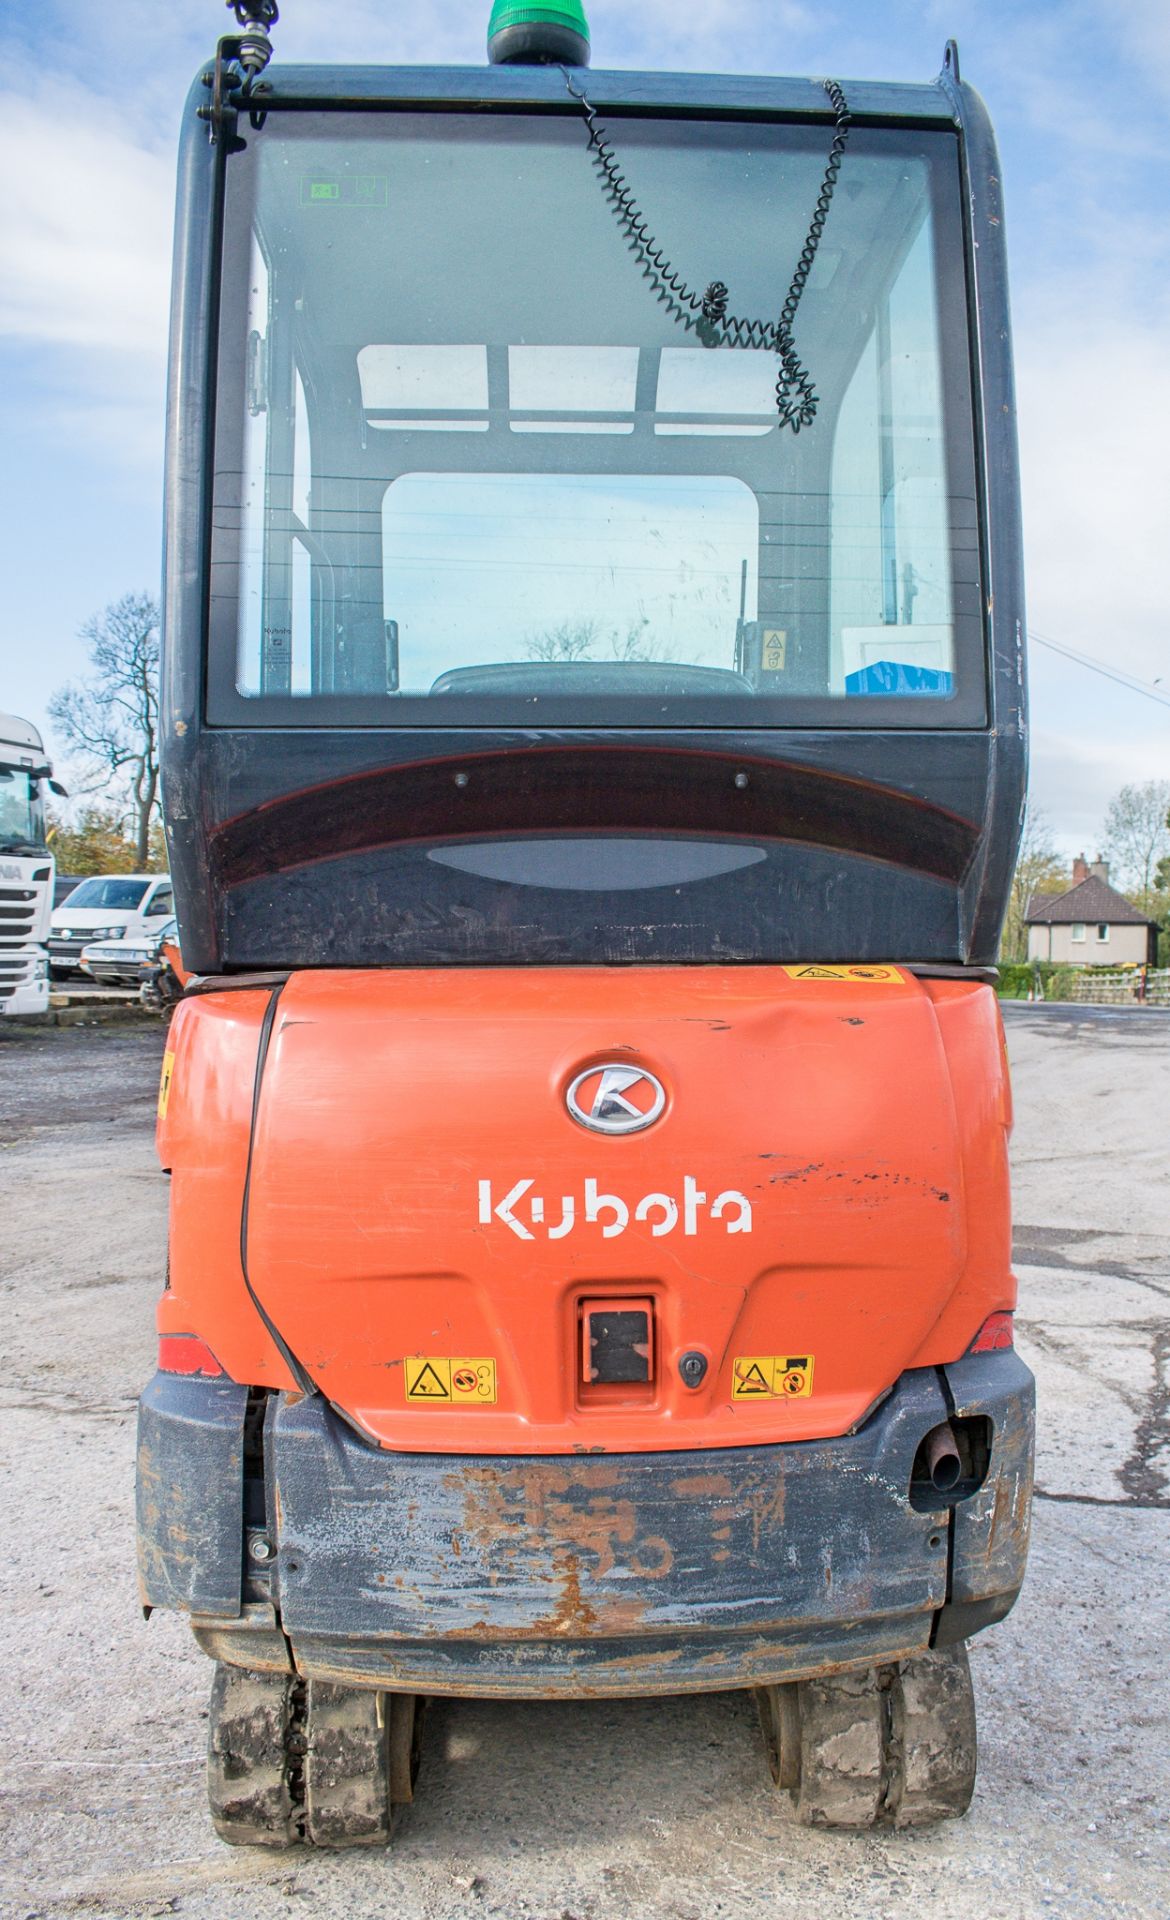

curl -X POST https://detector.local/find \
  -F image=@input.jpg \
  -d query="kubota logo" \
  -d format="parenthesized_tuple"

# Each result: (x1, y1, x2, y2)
(567, 1064, 666, 1136)
(478, 1177, 753, 1241)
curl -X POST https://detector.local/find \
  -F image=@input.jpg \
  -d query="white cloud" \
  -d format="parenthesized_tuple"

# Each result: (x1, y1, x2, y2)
(1015, 256, 1170, 843)
(1031, 726, 1170, 860)
(268, 0, 823, 70)
(13, 0, 827, 91)
(1112, 0, 1170, 93)
(1016, 287, 1170, 691)
(0, 79, 172, 357)
(591, 0, 821, 65)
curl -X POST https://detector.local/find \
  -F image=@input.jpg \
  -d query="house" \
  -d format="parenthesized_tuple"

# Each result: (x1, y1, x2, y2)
(1025, 856, 1159, 967)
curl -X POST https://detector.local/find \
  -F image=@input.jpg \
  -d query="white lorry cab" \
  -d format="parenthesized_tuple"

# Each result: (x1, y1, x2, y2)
(0, 713, 58, 1018)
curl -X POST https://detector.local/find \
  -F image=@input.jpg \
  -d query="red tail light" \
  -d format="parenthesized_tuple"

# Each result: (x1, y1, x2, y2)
(159, 1334, 224, 1377)
(968, 1311, 1014, 1354)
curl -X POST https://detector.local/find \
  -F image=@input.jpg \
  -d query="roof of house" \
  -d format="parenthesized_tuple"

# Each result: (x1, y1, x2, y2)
(1024, 874, 1158, 927)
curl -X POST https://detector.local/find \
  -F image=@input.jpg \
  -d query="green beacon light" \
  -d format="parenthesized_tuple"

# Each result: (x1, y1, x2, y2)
(487, 0, 591, 67)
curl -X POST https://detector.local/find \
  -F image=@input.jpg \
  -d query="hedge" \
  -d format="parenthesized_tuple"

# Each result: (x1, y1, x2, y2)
(996, 962, 1080, 1001)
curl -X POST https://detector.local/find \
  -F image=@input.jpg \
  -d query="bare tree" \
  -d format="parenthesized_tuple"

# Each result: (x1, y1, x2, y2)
(1001, 805, 1068, 963)
(1101, 779, 1170, 909)
(49, 593, 161, 871)
(525, 620, 598, 663)
(609, 619, 663, 663)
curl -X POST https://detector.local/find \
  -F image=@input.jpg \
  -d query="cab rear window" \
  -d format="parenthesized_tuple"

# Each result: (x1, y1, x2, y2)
(208, 112, 984, 728)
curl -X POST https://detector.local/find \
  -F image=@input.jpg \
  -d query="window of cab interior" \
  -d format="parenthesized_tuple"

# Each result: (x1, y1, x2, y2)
(209, 111, 985, 726)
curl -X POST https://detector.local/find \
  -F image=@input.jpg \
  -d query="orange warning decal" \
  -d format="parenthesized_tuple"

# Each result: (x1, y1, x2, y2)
(781, 965, 904, 986)
(158, 1050, 176, 1118)
(405, 1357, 497, 1405)
(732, 1356, 816, 1400)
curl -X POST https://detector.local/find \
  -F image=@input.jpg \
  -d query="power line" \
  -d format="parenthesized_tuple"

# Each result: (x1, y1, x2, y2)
(1029, 628, 1170, 711)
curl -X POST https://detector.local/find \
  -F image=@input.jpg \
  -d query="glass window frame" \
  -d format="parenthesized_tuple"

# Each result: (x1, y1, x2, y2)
(65, 877, 151, 911)
(205, 107, 989, 732)
(0, 768, 47, 850)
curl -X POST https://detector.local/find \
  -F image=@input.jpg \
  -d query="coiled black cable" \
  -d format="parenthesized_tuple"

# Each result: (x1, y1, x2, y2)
(561, 72, 852, 434)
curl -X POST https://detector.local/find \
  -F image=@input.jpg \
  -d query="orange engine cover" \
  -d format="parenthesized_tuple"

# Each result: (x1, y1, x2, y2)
(158, 967, 1015, 1453)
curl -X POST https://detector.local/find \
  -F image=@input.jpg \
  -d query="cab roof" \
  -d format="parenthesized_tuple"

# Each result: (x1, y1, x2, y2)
(0, 713, 45, 756)
(221, 62, 961, 126)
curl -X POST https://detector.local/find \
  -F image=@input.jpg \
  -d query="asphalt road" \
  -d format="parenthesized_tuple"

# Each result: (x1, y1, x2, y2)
(0, 1004, 1167, 1920)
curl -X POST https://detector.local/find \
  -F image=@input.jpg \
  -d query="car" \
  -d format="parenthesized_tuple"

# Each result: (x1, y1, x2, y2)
(80, 917, 177, 988)
(48, 873, 174, 978)
(136, 920, 190, 1010)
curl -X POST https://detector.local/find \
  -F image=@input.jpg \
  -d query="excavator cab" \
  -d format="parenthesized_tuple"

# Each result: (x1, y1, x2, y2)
(138, 2, 1034, 1845)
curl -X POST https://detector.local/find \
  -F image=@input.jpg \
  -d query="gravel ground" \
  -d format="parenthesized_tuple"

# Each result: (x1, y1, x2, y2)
(0, 1004, 1167, 1920)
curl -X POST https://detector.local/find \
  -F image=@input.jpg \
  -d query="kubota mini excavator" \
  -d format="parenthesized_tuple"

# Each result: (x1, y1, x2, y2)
(137, 0, 1034, 1844)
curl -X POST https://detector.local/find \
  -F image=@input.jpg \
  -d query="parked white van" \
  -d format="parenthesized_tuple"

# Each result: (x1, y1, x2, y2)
(48, 873, 174, 978)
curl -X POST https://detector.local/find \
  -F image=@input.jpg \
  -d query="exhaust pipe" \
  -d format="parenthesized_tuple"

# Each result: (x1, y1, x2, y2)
(923, 1422, 963, 1494)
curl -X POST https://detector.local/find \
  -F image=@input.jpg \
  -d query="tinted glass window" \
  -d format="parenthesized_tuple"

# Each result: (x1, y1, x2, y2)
(66, 878, 150, 910)
(211, 113, 982, 727)
(0, 769, 45, 849)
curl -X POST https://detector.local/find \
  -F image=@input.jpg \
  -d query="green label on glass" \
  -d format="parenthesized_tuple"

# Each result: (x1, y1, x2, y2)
(300, 176, 388, 208)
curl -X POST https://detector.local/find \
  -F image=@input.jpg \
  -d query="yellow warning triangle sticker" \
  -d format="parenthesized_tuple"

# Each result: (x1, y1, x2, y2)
(733, 1354, 817, 1400)
(407, 1361, 450, 1399)
(737, 1363, 771, 1395)
(782, 964, 902, 986)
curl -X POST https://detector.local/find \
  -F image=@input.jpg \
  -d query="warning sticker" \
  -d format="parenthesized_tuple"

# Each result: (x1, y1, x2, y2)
(158, 1050, 176, 1119)
(762, 629, 789, 673)
(782, 965, 904, 986)
(405, 1357, 497, 1405)
(732, 1356, 816, 1400)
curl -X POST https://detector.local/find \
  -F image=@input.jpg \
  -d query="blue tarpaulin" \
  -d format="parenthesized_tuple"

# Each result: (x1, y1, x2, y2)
(845, 661, 954, 697)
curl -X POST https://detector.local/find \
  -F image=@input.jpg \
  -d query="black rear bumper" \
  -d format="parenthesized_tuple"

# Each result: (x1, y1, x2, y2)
(137, 1352, 1034, 1697)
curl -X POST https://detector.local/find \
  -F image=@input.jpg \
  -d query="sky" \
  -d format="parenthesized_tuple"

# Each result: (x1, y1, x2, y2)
(1, 0, 1168, 860)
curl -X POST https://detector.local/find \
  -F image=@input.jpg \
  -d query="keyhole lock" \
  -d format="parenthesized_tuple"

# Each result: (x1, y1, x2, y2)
(679, 1351, 709, 1389)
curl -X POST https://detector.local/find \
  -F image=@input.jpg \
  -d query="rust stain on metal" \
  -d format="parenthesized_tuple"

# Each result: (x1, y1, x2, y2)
(990, 1458, 1033, 1565)
(536, 1558, 599, 1637)
(737, 1475, 787, 1552)
(671, 1473, 733, 1499)
(452, 1555, 651, 1642)
(450, 1463, 675, 1589)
